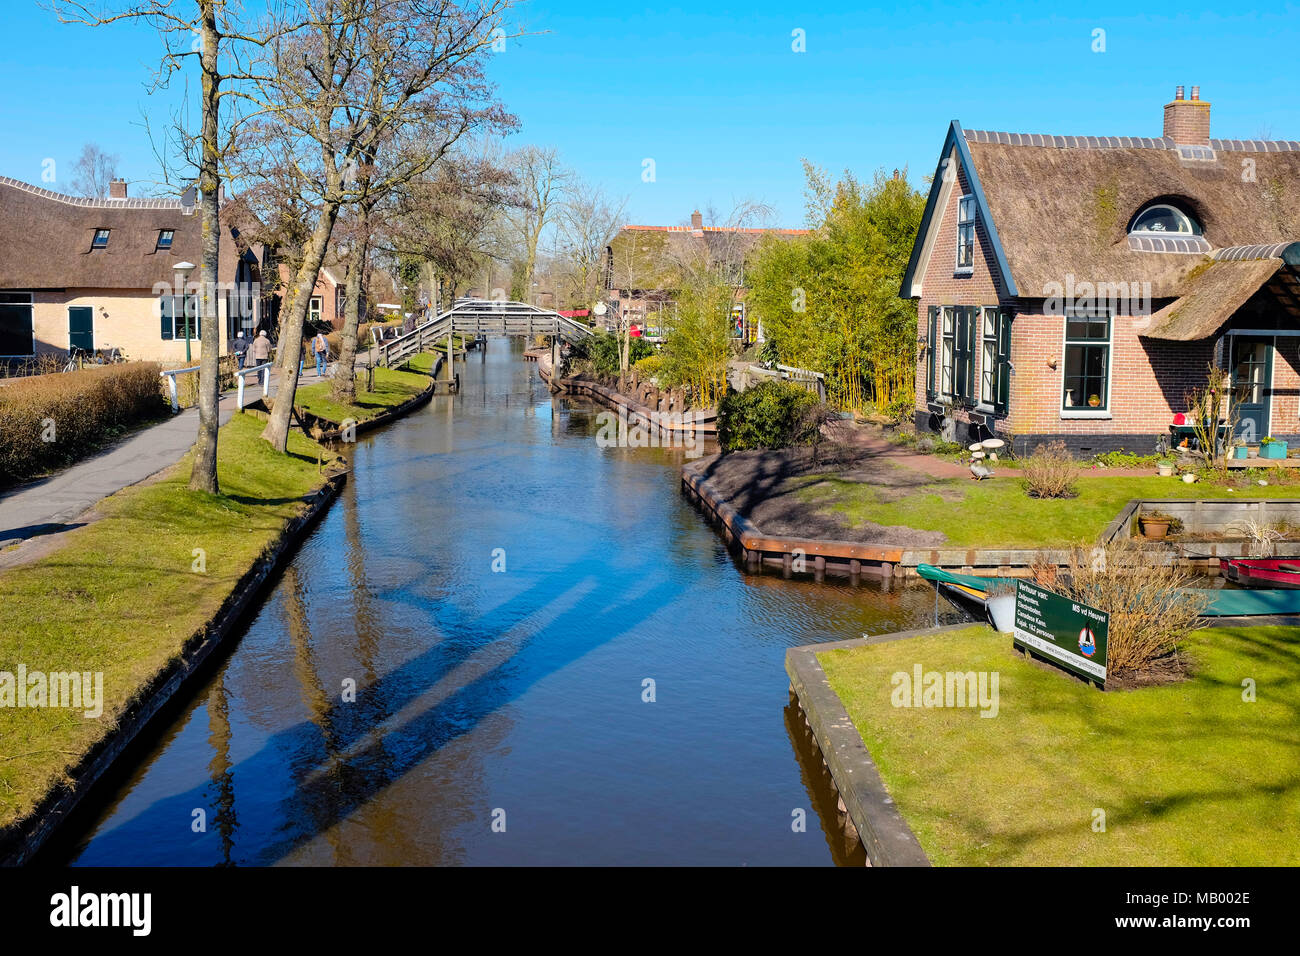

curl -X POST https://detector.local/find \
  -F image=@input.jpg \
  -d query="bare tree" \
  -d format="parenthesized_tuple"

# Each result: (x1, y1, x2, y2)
(242, 0, 515, 453)
(554, 180, 624, 310)
(68, 143, 120, 197)
(504, 145, 568, 301)
(54, 1, 288, 495)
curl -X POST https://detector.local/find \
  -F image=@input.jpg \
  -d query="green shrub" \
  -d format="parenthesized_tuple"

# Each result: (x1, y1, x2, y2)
(568, 331, 654, 380)
(717, 379, 830, 452)
(0, 362, 167, 488)
(884, 390, 914, 425)
(633, 353, 663, 379)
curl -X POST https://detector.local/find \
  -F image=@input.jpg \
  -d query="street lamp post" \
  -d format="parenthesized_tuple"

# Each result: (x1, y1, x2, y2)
(173, 261, 195, 363)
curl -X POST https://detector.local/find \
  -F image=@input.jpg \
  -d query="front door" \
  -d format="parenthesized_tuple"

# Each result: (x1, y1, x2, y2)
(1230, 336, 1272, 443)
(68, 306, 94, 354)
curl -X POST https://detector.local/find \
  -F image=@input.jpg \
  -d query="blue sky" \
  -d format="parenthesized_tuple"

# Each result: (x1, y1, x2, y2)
(3, 1, 1298, 228)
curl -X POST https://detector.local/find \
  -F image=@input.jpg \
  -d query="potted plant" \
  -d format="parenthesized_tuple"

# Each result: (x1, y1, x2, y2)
(1260, 436, 1289, 460)
(1233, 441, 1250, 460)
(1156, 458, 1175, 477)
(1139, 510, 1174, 540)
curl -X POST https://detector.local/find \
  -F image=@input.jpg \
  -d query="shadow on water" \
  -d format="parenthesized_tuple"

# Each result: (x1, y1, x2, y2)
(52, 338, 951, 866)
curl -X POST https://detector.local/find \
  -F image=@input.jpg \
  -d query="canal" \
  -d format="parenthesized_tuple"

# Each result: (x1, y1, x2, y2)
(59, 338, 957, 866)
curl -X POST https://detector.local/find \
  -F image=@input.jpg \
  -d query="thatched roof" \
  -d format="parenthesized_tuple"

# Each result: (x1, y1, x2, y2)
(606, 223, 809, 292)
(0, 176, 262, 290)
(962, 132, 1300, 300)
(1140, 243, 1300, 340)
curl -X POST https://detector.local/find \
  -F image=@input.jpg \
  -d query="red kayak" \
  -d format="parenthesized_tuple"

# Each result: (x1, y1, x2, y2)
(1220, 557, 1300, 589)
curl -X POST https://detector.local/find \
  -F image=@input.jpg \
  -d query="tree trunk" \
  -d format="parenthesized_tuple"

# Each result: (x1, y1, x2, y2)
(261, 204, 340, 452)
(331, 209, 370, 405)
(189, 1, 221, 494)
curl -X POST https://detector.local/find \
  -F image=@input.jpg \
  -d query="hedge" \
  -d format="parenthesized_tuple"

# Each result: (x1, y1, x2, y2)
(0, 363, 167, 488)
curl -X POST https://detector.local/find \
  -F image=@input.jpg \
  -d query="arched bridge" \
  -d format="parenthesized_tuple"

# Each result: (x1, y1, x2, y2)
(376, 299, 593, 367)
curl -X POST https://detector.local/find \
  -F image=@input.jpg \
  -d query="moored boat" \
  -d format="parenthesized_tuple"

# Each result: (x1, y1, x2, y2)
(1220, 557, 1300, 590)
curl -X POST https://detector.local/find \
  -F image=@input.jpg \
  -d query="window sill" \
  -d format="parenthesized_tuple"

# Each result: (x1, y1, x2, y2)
(953, 268, 974, 278)
(1060, 409, 1112, 420)
(975, 403, 997, 415)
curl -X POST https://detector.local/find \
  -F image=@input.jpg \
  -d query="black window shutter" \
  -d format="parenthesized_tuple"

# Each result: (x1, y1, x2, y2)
(926, 306, 937, 399)
(996, 312, 1012, 411)
(965, 308, 978, 402)
(160, 300, 173, 340)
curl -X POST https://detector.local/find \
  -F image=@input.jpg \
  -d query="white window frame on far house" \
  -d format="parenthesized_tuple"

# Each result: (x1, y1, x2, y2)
(0, 291, 35, 358)
(1060, 306, 1114, 419)
(955, 195, 975, 275)
(978, 307, 999, 411)
(309, 296, 323, 326)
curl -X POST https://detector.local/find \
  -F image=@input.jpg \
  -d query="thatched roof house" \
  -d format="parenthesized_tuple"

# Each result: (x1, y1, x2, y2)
(604, 210, 808, 339)
(901, 87, 1300, 454)
(0, 176, 269, 363)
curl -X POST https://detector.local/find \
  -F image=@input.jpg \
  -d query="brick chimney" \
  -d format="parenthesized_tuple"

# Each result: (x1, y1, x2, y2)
(690, 209, 703, 230)
(108, 179, 128, 199)
(1163, 85, 1210, 145)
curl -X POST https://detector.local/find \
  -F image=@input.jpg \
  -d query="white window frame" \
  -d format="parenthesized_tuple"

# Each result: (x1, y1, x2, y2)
(309, 296, 323, 325)
(0, 291, 35, 358)
(1129, 203, 1200, 236)
(955, 195, 975, 275)
(977, 307, 999, 411)
(1060, 307, 1114, 420)
(940, 307, 955, 398)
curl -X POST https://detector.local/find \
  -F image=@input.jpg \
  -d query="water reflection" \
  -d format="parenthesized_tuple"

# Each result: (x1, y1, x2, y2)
(59, 338, 953, 866)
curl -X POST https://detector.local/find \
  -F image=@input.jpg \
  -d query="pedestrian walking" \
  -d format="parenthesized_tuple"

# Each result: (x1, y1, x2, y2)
(248, 330, 273, 391)
(312, 330, 329, 378)
(232, 331, 249, 369)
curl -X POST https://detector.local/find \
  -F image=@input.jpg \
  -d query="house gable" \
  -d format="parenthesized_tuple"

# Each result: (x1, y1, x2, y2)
(901, 121, 1019, 299)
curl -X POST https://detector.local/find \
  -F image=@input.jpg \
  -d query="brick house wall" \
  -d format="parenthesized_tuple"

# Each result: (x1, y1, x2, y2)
(908, 156, 1298, 455)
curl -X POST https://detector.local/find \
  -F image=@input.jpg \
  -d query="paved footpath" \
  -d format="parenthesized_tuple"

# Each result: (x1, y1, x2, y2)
(0, 364, 334, 556)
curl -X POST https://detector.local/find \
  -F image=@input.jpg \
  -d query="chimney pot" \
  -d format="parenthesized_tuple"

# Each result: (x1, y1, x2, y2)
(690, 209, 703, 230)
(108, 179, 127, 199)
(1164, 86, 1210, 145)
(1175, 85, 1184, 100)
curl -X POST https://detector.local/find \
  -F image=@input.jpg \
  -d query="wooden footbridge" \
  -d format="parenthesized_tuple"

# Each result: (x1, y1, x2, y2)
(375, 299, 594, 368)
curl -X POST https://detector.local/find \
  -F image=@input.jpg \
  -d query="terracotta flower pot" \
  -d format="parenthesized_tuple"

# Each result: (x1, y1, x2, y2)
(1140, 518, 1170, 540)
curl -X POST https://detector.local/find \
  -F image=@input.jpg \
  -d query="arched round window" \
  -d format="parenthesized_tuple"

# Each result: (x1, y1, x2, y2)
(1129, 203, 1202, 236)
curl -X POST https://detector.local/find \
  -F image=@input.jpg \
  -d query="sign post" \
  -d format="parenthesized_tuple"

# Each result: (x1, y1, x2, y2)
(1013, 580, 1110, 688)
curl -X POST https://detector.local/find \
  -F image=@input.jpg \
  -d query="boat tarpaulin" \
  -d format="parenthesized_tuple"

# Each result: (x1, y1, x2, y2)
(1186, 588, 1300, 617)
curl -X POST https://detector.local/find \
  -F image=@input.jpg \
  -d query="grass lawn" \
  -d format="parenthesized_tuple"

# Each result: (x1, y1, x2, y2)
(819, 625, 1300, 866)
(294, 364, 431, 426)
(0, 413, 332, 831)
(797, 470, 1300, 548)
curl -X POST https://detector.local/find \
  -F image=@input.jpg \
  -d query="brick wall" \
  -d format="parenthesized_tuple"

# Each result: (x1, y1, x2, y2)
(905, 154, 1260, 455)
(911, 162, 1015, 436)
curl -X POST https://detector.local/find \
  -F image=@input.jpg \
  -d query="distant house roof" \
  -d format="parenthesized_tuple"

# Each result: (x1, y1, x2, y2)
(607, 221, 810, 292)
(0, 175, 262, 290)
(902, 119, 1300, 304)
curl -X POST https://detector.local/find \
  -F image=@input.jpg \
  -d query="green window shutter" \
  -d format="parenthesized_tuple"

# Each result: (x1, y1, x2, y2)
(955, 307, 976, 402)
(926, 306, 937, 399)
(996, 312, 1012, 411)
(160, 298, 173, 340)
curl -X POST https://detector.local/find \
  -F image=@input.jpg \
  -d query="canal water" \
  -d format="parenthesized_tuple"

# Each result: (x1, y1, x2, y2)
(59, 339, 959, 866)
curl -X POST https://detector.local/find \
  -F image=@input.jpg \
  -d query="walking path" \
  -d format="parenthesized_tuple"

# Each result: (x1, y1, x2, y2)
(0, 364, 334, 561)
